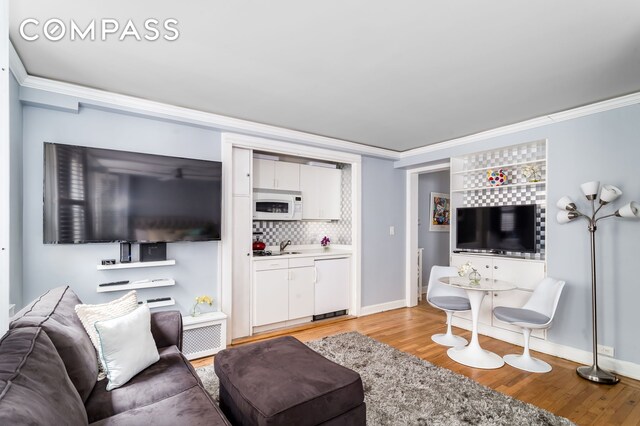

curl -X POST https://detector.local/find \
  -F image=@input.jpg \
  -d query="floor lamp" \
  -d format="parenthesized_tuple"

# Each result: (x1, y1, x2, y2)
(557, 182, 640, 384)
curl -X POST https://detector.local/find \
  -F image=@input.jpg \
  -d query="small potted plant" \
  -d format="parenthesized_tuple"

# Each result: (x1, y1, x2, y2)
(321, 236, 331, 250)
(191, 295, 213, 317)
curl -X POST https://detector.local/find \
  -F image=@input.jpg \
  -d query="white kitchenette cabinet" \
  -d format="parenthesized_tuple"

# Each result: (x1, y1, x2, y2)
(253, 267, 289, 327)
(253, 159, 300, 191)
(314, 257, 350, 315)
(299, 164, 341, 220)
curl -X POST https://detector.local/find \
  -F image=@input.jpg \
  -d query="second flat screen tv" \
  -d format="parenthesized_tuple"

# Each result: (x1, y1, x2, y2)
(43, 142, 222, 244)
(456, 205, 537, 253)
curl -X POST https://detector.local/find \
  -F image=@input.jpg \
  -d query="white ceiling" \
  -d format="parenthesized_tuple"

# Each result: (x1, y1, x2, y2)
(9, 1, 640, 152)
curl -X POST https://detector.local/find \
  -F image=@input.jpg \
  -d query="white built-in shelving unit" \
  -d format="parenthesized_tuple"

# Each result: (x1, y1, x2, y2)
(448, 139, 549, 342)
(96, 260, 177, 308)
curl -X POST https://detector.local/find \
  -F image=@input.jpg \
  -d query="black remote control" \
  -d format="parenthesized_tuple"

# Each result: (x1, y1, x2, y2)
(99, 280, 130, 287)
(147, 297, 171, 303)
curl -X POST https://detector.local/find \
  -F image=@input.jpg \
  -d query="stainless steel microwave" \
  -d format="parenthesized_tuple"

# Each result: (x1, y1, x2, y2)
(253, 190, 302, 221)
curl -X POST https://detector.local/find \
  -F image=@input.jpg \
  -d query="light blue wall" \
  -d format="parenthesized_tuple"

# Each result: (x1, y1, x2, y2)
(361, 156, 406, 306)
(418, 171, 450, 288)
(9, 74, 23, 309)
(21, 104, 222, 314)
(400, 104, 640, 364)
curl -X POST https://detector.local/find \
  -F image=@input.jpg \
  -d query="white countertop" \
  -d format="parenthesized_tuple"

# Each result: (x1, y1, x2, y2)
(252, 245, 352, 261)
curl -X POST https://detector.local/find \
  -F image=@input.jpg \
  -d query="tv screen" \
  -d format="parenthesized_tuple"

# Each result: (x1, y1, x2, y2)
(456, 205, 537, 253)
(43, 142, 222, 244)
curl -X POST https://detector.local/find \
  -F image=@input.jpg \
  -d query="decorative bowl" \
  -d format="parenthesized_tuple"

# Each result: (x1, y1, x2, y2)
(487, 169, 507, 186)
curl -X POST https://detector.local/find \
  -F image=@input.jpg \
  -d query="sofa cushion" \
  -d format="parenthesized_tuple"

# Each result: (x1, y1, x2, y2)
(75, 290, 139, 379)
(0, 327, 88, 425)
(85, 345, 204, 423)
(10, 285, 99, 402)
(88, 386, 230, 426)
(215, 336, 365, 426)
(95, 304, 160, 391)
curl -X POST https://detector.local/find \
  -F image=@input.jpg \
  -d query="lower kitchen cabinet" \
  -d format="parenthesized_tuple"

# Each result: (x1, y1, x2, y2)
(252, 255, 351, 333)
(253, 268, 289, 327)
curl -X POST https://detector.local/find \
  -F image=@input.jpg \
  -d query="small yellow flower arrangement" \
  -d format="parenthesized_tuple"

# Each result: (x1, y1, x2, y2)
(191, 295, 213, 317)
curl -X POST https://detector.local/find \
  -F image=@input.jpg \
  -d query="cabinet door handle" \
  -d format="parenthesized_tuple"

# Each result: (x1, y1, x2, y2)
(494, 266, 498, 269)
(246, 173, 250, 177)
(485, 265, 489, 269)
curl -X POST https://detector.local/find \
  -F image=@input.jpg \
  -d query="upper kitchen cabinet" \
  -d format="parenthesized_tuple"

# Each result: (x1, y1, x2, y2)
(253, 159, 300, 191)
(300, 164, 341, 220)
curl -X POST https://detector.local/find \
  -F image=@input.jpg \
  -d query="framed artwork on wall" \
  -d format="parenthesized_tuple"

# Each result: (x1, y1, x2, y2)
(429, 192, 450, 232)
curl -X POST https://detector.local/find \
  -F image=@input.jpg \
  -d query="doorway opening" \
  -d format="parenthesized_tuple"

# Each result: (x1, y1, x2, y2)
(404, 162, 450, 307)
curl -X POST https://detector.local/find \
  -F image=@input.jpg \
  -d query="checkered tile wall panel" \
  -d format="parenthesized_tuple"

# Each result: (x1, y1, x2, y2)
(253, 164, 352, 246)
(461, 141, 546, 260)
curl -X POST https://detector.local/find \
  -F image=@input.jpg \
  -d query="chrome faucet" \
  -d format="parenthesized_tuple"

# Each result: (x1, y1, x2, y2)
(279, 239, 292, 252)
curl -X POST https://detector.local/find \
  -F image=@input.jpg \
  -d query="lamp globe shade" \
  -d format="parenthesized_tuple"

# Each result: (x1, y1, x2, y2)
(580, 181, 600, 200)
(556, 196, 576, 211)
(599, 185, 622, 204)
(616, 201, 640, 218)
(557, 211, 578, 224)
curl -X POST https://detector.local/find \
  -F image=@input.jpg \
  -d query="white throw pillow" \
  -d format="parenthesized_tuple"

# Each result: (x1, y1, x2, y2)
(75, 291, 139, 379)
(94, 304, 160, 391)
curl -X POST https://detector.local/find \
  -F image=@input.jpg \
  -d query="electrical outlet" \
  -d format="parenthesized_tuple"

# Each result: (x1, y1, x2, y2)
(389, 226, 395, 236)
(597, 344, 614, 357)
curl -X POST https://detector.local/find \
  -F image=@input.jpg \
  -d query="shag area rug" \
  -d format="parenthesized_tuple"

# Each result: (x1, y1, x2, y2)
(196, 332, 574, 426)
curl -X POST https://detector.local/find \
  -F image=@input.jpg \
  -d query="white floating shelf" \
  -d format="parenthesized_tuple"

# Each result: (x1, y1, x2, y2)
(452, 181, 547, 193)
(96, 279, 176, 293)
(453, 159, 546, 175)
(141, 298, 175, 309)
(97, 260, 176, 270)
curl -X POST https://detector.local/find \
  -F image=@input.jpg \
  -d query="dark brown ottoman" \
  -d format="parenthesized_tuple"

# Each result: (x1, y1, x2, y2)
(214, 336, 365, 426)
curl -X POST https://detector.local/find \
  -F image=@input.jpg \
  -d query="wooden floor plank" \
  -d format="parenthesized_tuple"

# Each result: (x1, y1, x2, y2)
(192, 302, 640, 425)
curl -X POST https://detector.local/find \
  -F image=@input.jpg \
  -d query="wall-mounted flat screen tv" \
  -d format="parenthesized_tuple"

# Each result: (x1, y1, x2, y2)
(43, 142, 222, 244)
(456, 204, 537, 253)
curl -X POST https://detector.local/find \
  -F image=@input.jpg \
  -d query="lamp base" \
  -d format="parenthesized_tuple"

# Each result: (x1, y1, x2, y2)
(576, 365, 619, 384)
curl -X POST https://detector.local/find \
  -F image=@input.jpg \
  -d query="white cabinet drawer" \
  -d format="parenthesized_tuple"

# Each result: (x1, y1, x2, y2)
(288, 257, 315, 268)
(254, 258, 288, 271)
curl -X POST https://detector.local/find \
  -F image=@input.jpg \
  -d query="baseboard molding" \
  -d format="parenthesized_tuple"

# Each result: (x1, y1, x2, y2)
(359, 299, 406, 317)
(451, 317, 640, 381)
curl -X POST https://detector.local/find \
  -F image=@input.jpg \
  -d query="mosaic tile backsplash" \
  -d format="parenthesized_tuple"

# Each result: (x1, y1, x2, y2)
(253, 164, 352, 246)
(461, 140, 546, 260)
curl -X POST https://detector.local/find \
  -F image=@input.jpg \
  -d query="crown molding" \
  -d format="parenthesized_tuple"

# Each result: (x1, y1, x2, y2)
(9, 44, 399, 160)
(398, 91, 640, 161)
(8, 42, 27, 84)
(10, 39, 640, 161)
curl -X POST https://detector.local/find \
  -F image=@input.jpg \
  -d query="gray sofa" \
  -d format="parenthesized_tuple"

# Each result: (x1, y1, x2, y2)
(0, 286, 230, 425)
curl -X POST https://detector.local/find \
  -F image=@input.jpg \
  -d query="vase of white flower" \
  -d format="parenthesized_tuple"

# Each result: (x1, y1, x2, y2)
(469, 268, 481, 284)
(457, 261, 472, 277)
(191, 295, 213, 317)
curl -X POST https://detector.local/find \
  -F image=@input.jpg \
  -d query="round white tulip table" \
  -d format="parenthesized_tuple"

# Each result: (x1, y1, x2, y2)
(439, 276, 516, 369)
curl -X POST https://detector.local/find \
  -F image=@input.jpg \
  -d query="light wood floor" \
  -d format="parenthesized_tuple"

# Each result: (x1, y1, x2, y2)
(192, 301, 640, 425)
